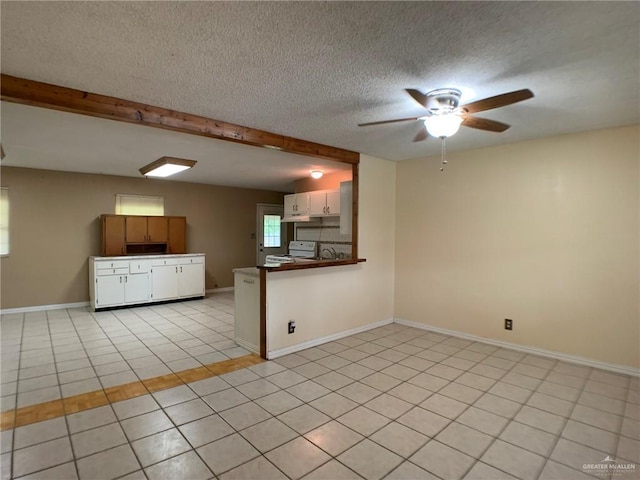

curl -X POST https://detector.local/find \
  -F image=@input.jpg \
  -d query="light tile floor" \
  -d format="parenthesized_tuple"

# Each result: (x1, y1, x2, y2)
(1, 293, 639, 480)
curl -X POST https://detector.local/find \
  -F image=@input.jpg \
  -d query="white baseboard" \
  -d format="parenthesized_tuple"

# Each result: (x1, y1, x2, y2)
(234, 337, 259, 355)
(267, 318, 394, 360)
(206, 287, 234, 294)
(394, 318, 640, 377)
(0, 301, 90, 315)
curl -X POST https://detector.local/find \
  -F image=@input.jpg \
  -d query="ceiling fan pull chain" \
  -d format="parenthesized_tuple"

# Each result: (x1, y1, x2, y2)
(440, 137, 448, 172)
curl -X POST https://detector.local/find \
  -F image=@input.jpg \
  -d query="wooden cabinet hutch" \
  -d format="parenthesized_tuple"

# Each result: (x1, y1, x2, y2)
(101, 214, 187, 256)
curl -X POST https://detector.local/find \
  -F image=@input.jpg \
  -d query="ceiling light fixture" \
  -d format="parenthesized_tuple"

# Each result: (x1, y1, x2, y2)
(422, 115, 463, 172)
(423, 115, 463, 139)
(139, 156, 196, 178)
(310, 170, 324, 179)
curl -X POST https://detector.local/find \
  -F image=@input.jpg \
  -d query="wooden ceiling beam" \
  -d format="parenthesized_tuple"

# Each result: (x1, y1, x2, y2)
(0, 74, 359, 165)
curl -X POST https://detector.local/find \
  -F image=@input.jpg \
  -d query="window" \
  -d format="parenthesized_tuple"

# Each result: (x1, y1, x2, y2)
(263, 214, 281, 247)
(115, 194, 164, 216)
(0, 188, 8, 255)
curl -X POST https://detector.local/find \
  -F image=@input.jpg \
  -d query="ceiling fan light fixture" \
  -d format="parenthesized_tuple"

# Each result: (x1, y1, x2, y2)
(310, 170, 323, 179)
(424, 115, 463, 138)
(139, 156, 196, 178)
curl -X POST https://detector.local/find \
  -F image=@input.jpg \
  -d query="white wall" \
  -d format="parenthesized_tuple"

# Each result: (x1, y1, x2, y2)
(266, 155, 396, 354)
(394, 125, 639, 369)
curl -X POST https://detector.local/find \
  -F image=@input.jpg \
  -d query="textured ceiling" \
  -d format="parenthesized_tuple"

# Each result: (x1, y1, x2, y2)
(1, 1, 638, 175)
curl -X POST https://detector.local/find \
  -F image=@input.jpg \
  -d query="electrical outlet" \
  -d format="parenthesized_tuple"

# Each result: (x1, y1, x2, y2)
(288, 320, 296, 334)
(505, 319, 513, 330)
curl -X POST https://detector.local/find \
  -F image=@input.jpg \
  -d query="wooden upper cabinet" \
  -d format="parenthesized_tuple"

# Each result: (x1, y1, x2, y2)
(125, 216, 147, 243)
(168, 217, 187, 254)
(101, 214, 186, 256)
(147, 217, 168, 243)
(125, 216, 168, 243)
(102, 215, 126, 256)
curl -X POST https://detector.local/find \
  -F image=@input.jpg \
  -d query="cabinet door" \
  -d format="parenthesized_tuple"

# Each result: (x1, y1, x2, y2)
(124, 274, 150, 304)
(326, 189, 341, 215)
(178, 263, 204, 297)
(284, 194, 297, 216)
(168, 217, 187, 254)
(126, 216, 147, 243)
(308, 191, 327, 215)
(95, 275, 125, 307)
(295, 193, 309, 215)
(102, 215, 126, 256)
(152, 265, 178, 300)
(147, 217, 168, 242)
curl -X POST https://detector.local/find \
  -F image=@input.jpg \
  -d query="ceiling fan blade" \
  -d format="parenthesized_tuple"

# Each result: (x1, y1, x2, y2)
(412, 126, 429, 142)
(462, 116, 510, 133)
(461, 89, 534, 114)
(358, 116, 420, 127)
(405, 89, 428, 107)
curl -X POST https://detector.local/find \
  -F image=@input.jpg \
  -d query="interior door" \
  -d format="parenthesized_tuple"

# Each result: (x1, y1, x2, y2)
(257, 204, 287, 265)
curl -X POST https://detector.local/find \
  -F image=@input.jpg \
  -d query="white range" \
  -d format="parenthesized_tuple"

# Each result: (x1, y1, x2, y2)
(265, 241, 317, 265)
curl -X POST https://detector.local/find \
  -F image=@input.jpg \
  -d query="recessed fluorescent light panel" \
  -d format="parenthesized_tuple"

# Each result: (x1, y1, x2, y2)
(139, 156, 196, 178)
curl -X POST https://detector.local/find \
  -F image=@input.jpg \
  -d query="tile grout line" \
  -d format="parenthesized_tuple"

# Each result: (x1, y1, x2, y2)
(8, 310, 26, 480)
(1, 353, 264, 432)
(534, 360, 593, 480)
(404, 341, 532, 479)
(51, 308, 87, 480)
(3, 310, 637, 479)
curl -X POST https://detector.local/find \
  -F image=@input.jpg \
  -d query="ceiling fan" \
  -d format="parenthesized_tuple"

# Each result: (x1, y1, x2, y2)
(358, 88, 534, 141)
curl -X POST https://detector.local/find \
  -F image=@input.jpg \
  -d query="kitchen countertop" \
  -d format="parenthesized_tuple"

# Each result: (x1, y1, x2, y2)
(90, 253, 205, 260)
(258, 258, 366, 272)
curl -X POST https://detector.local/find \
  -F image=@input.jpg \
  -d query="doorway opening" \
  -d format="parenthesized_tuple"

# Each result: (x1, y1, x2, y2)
(256, 204, 287, 265)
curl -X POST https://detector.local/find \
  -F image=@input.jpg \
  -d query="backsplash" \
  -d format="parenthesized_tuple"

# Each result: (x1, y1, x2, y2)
(296, 218, 352, 259)
(318, 243, 352, 259)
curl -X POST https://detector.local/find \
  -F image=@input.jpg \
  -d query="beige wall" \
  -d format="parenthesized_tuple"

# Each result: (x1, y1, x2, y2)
(266, 155, 396, 353)
(395, 125, 639, 368)
(0, 167, 284, 309)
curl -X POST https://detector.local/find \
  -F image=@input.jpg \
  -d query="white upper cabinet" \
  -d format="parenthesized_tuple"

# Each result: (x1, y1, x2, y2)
(309, 189, 340, 216)
(284, 192, 309, 216)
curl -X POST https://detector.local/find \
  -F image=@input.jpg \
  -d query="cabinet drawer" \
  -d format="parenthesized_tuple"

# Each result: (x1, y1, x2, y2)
(180, 256, 204, 265)
(129, 260, 150, 274)
(95, 260, 129, 270)
(152, 258, 178, 266)
(96, 267, 129, 276)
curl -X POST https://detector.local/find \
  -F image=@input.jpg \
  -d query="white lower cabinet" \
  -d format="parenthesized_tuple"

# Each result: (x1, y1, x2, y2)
(125, 273, 150, 304)
(90, 254, 205, 310)
(95, 274, 126, 307)
(179, 263, 205, 297)
(151, 258, 179, 301)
